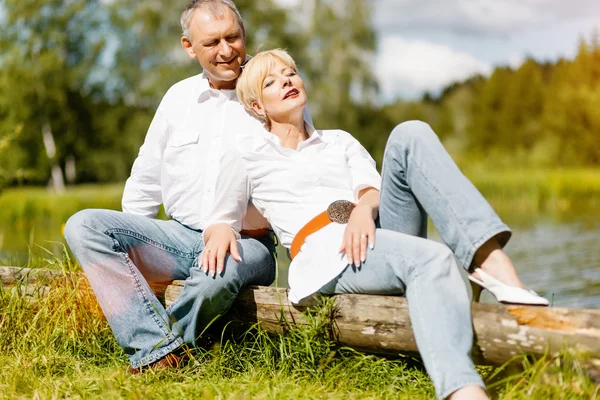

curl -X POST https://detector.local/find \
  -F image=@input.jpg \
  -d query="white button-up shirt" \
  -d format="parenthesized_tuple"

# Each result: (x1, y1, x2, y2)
(121, 73, 270, 231)
(210, 122, 382, 302)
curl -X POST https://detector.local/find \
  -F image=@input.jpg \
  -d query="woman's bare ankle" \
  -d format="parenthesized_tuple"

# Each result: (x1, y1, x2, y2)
(472, 237, 524, 288)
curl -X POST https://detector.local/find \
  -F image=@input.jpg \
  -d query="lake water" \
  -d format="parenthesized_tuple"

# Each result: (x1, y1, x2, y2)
(1, 214, 599, 309)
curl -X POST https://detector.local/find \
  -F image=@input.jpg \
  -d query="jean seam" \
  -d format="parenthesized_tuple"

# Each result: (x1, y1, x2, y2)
(121, 252, 175, 340)
(107, 228, 197, 258)
(404, 256, 443, 391)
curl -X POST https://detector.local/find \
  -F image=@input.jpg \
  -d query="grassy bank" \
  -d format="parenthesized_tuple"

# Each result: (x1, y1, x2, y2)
(1, 167, 600, 264)
(0, 264, 598, 399)
(464, 168, 600, 222)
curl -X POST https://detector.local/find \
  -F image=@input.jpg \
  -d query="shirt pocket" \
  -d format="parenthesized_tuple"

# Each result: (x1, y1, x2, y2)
(163, 130, 200, 181)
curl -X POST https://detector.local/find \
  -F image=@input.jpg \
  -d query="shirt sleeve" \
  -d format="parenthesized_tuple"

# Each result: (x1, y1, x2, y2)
(121, 108, 169, 217)
(203, 145, 251, 239)
(341, 131, 382, 202)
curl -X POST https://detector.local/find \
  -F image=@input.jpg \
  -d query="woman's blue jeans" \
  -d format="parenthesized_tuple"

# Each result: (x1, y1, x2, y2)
(320, 121, 511, 399)
(64, 210, 275, 368)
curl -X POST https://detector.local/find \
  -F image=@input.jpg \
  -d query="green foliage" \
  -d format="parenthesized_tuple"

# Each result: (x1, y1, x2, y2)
(0, 0, 599, 186)
(1, 267, 597, 399)
(463, 34, 600, 167)
(0, 124, 32, 191)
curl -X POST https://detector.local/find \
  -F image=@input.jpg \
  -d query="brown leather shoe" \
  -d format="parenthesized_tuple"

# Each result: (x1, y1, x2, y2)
(127, 351, 187, 375)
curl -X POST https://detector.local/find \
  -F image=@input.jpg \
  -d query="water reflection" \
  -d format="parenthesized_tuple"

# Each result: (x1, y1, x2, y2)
(506, 220, 600, 309)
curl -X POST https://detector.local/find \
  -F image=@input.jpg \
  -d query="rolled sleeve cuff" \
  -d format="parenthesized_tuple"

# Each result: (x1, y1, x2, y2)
(352, 179, 382, 203)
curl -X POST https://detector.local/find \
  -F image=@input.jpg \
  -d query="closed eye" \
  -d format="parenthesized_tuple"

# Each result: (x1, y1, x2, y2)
(264, 80, 274, 88)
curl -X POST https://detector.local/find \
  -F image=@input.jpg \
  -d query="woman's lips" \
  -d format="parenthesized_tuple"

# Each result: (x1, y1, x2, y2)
(283, 88, 299, 99)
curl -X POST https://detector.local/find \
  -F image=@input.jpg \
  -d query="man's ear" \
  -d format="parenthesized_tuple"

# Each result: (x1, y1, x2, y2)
(252, 100, 265, 118)
(181, 36, 196, 59)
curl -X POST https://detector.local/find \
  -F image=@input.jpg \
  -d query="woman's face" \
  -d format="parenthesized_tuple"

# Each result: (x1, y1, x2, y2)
(255, 59, 307, 124)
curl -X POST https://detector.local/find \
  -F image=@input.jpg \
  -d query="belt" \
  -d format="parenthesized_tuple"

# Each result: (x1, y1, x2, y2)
(290, 200, 356, 260)
(240, 228, 273, 238)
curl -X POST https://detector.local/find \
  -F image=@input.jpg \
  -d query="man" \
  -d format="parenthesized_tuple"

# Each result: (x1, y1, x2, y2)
(64, 0, 276, 373)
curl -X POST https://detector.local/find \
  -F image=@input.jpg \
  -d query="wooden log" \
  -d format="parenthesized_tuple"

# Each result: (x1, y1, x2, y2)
(0, 266, 65, 285)
(0, 266, 168, 302)
(3, 267, 600, 366)
(165, 280, 600, 365)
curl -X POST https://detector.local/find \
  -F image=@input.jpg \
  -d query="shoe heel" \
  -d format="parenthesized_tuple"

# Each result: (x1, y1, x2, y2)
(470, 280, 483, 303)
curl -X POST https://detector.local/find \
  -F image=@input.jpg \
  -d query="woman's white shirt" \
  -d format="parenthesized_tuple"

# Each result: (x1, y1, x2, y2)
(209, 122, 381, 303)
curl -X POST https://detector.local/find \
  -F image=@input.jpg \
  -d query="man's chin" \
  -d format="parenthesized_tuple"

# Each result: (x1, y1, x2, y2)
(206, 71, 239, 89)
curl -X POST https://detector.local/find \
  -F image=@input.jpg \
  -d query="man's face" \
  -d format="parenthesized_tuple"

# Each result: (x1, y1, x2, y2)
(181, 6, 246, 90)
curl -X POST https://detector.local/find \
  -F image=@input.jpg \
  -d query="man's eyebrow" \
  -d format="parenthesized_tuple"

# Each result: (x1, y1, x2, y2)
(201, 30, 240, 43)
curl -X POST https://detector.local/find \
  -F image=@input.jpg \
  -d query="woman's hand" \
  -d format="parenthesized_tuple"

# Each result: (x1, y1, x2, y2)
(339, 205, 376, 267)
(201, 223, 242, 277)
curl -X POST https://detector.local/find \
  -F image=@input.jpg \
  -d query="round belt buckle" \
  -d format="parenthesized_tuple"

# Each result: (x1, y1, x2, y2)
(326, 200, 356, 224)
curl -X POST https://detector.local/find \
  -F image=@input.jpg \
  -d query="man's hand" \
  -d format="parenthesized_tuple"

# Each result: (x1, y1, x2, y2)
(339, 205, 376, 267)
(201, 223, 242, 277)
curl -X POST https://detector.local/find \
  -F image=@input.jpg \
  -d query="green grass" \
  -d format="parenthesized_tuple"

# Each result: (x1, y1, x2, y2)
(0, 257, 598, 399)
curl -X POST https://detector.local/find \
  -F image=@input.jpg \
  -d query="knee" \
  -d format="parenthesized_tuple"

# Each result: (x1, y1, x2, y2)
(64, 209, 106, 248)
(424, 242, 456, 276)
(387, 120, 439, 150)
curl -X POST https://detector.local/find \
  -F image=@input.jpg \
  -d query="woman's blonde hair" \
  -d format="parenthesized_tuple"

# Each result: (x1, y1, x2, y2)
(236, 49, 299, 124)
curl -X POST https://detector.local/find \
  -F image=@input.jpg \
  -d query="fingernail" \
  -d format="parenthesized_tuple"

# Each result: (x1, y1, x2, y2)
(361, 258, 365, 263)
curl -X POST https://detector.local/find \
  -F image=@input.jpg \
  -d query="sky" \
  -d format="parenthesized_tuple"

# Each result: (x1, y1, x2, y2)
(276, 0, 600, 102)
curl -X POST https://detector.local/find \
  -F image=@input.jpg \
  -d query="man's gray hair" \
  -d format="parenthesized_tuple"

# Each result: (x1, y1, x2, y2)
(180, 0, 243, 40)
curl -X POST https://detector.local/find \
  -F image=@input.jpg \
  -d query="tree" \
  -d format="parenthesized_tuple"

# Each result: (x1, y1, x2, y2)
(300, 0, 378, 132)
(0, 0, 108, 186)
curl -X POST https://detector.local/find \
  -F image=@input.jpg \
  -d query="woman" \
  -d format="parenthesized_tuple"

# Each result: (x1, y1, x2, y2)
(201, 49, 548, 400)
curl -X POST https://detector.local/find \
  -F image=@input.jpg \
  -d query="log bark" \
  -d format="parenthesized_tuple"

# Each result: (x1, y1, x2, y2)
(3, 267, 599, 366)
(165, 280, 600, 365)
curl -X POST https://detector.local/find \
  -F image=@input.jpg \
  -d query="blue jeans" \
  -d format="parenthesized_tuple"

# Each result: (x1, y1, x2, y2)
(320, 121, 511, 399)
(64, 210, 275, 368)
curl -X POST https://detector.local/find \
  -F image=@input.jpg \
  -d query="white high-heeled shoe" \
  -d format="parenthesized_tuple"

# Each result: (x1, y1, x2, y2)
(469, 268, 550, 306)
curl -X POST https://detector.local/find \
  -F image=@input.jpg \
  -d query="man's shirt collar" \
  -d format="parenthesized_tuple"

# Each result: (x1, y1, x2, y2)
(196, 72, 238, 103)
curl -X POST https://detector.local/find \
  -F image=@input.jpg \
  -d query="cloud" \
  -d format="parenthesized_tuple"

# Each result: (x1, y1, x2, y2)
(374, 0, 600, 36)
(376, 35, 493, 100)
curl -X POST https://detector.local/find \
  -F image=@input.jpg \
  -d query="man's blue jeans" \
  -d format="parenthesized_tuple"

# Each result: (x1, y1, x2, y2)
(320, 121, 511, 399)
(64, 211, 275, 368)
